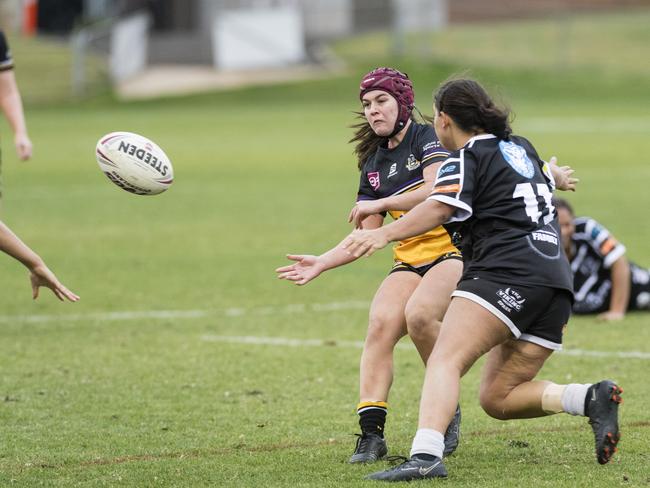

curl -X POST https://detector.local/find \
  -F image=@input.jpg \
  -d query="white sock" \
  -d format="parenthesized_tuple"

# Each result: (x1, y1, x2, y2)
(410, 428, 444, 459)
(561, 383, 591, 416)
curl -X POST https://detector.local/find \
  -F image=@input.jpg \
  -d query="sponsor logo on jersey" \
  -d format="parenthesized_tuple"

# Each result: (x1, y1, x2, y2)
(496, 287, 526, 313)
(406, 154, 420, 171)
(368, 171, 380, 190)
(388, 163, 398, 178)
(439, 164, 457, 176)
(499, 140, 535, 178)
(531, 230, 558, 245)
(423, 140, 441, 151)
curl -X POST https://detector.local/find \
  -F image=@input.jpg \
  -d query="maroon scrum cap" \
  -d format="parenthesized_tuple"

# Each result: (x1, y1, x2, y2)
(359, 67, 414, 137)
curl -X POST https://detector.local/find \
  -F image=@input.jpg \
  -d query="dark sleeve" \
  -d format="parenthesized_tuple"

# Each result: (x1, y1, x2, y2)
(356, 165, 378, 202)
(0, 31, 14, 71)
(417, 125, 450, 170)
(427, 148, 478, 223)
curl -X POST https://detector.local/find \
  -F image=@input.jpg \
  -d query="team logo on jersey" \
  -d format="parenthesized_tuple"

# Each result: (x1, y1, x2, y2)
(496, 287, 526, 313)
(406, 154, 420, 171)
(388, 163, 398, 178)
(368, 171, 380, 190)
(499, 141, 535, 178)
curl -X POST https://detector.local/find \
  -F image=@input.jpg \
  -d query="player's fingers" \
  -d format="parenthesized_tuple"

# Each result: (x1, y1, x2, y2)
(275, 264, 295, 273)
(549, 156, 558, 165)
(285, 254, 304, 262)
(52, 288, 65, 302)
(59, 287, 80, 302)
(32, 283, 39, 300)
(348, 207, 356, 223)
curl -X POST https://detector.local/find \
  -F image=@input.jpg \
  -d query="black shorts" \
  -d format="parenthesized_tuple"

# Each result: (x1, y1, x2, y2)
(453, 277, 572, 351)
(390, 252, 462, 277)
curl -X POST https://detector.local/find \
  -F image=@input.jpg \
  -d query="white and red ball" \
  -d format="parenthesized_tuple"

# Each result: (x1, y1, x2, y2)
(95, 132, 173, 195)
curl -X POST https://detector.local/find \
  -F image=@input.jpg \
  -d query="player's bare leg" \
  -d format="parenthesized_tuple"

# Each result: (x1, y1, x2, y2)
(351, 271, 419, 463)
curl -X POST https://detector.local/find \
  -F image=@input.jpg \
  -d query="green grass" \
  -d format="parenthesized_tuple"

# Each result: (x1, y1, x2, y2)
(335, 8, 650, 77)
(6, 33, 109, 105)
(0, 10, 649, 487)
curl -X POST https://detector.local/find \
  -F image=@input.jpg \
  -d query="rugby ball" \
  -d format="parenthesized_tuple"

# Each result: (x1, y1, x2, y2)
(95, 132, 173, 195)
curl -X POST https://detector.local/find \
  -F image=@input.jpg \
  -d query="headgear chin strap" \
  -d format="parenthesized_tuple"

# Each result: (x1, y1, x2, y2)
(359, 67, 414, 138)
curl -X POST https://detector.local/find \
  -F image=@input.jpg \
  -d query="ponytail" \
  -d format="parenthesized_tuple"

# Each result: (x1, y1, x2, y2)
(434, 78, 512, 140)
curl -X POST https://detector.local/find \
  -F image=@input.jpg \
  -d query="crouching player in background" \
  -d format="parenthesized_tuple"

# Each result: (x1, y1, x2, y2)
(555, 197, 650, 320)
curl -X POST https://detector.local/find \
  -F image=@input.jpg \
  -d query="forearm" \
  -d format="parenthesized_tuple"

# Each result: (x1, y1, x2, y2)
(381, 184, 432, 212)
(383, 199, 451, 243)
(0, 92, 27, 135)
(0, 72, 28, 136)
(320, 214, 383, 270)
(318, 243, 360, 271)
(0, 221, 43, 270)
(608, 257, 631, 314)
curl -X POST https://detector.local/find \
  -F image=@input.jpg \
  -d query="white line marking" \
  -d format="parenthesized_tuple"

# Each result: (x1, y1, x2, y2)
(200, 334, 650, 359)
(0, 301, 370, 324)
(4, 303, 649, 360)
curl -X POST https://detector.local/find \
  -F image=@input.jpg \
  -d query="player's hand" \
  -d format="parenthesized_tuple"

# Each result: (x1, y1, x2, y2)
(30, 264, 79, 302)
(549, 156, 578, 192)
(275, 254, 324, 286)
(342, 228, 389, 258)
(348, 200, 385, 229)
(15, 132, 33, 161)
(597, 310, 625, 322)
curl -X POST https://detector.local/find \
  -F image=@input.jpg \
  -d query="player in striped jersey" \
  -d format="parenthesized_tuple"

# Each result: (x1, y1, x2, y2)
(555, 198, 650, 320)
(277, 68, 462, 463)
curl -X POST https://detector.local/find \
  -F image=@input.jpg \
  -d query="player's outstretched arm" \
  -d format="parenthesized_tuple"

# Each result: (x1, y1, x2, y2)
(548, 156, 578, 192)
(343, 199, 455, 258)
(0, 220, 79, 301)
(277, 214, 383, 285)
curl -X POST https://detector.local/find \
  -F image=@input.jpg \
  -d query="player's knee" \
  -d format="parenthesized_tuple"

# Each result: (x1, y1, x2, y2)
(405, 305, 440, 341)
(479, 391, 508, 420)
(366, 312, 402, 346)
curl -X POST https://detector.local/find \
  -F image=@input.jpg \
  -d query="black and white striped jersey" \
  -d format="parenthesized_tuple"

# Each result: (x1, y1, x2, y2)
(569, 217, 650, 313)
(427, 133, 573, 292)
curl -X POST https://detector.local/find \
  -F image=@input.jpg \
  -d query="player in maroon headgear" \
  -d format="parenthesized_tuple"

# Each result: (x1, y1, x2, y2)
(278, 67, 463, 463)
(344, 78, 614, 483)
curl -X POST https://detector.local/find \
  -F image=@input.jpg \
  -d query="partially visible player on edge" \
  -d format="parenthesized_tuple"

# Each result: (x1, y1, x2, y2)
(0, 30, 33, 202)
(277, 67, 463, 463)
(1, 219, 79, 301)
(343, 78, 620, 482)
(0, 30, 32, 160)
(555, 197, 650, 320)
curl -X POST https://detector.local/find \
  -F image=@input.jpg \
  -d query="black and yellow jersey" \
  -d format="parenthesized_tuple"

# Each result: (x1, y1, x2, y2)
(357, 122, 459, 267)
(0, 31, 13, 71)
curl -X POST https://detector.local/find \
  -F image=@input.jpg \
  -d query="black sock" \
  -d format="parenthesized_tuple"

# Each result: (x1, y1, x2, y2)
(357, 401, 387, 437)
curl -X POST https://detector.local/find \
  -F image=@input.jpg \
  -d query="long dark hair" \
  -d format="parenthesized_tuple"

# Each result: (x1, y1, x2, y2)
(552, 197, 574, 216)
(434, 78, 512, 140)
(349, 112, 421, 171)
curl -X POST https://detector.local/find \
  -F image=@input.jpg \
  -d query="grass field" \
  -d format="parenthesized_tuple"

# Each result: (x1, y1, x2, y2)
(1, 10, 649, 487)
